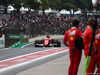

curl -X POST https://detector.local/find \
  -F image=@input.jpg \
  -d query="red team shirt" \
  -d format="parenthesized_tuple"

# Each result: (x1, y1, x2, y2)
(83, 26, 95, 56)
(63, 27, 83, 50)
(95, 30, 100, 57)
(95, 30, 100, 50)
(94, 30, 100, 74)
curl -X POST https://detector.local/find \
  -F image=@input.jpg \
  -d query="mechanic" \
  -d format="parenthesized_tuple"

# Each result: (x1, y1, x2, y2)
(83, 18, 96, 75)
(63, 19, 83, 75)
(94, 24, 100, 74)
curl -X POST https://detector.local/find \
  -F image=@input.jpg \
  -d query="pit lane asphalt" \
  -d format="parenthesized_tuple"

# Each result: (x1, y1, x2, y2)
(0, 39, 65, 61)
(0, 39, 69, 75)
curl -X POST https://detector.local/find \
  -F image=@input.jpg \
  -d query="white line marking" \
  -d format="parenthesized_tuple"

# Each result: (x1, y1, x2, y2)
(0, 48, 10, 51)
(22, 43, 33, 48)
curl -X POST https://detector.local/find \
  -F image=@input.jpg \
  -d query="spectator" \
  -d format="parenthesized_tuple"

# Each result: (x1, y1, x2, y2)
(0, 13, 88, 37)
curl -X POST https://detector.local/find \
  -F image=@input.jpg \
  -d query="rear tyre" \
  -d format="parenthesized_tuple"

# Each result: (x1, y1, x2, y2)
(57, 42, 61, 47)
(54, 40, 61, 47)
(34, 40, 39, 47)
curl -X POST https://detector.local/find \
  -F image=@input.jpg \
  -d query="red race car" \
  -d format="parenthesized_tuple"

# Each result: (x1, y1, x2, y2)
(34, 36, 61, 47)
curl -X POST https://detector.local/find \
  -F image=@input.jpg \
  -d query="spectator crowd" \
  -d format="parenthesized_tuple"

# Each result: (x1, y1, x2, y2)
(0, 13, 88, 37)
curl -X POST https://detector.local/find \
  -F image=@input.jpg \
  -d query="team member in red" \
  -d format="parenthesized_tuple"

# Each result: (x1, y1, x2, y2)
(63, 19, 83, 75)
(96, 24, 100, 34)
(94, 24, 100, 75)
(83, 18, 96, 75)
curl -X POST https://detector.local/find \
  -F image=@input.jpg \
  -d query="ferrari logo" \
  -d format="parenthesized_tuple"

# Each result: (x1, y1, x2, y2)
(70, 37, 74, 41)
(95, 40, 98, 44)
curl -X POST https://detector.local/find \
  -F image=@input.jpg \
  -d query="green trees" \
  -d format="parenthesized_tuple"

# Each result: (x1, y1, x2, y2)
(0, 0, 41, 14)
(10, 0, 49, 15)
(0, 0, 93, 14)
(64, 3, 78, 15)
(10, 0, 24, 14)
(54, 0, 92, 15)
(85, 0, 93, 10)
(0, 0, 11, 14)
(48, 0, 62, 10)
(40, 0, 49, 15)
(62, 0, 93, 11)
(23, 0, 40, 10)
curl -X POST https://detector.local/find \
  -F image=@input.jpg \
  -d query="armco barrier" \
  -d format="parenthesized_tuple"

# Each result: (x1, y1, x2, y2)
(8, 41, 21, 48)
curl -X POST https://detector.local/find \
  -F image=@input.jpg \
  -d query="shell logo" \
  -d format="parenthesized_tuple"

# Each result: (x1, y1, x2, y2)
(70, 37, 74, 41)
(69, 30, 71, 33)
(95, 40, 98, 44)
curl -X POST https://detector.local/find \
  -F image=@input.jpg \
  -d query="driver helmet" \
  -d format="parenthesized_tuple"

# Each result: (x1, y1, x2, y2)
(47, 35, 50, 38)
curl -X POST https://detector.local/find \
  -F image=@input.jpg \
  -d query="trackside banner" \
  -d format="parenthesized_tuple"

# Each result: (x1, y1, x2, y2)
(8, 35, 24, 39)
(0, 35, 5, 48)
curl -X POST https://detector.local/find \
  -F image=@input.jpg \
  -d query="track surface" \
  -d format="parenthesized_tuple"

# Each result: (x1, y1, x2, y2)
(0, 39, 69, 75)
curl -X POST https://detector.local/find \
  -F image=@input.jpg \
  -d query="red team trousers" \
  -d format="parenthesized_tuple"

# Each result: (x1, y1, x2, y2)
(68, 49, 82, 75)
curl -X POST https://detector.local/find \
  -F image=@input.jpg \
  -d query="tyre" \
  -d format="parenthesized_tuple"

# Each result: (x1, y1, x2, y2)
(57, 42, 61, 47)
(34, 40, 39, 47)
(54, 40, 61, 47)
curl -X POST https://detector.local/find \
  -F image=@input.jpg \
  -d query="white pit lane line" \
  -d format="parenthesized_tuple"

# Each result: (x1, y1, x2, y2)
(21, 43, 33, 48)
(0, 48, 10, 51)
(0, 48, 69, 72)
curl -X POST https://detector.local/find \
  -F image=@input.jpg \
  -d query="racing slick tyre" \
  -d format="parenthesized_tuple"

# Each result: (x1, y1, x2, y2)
(54, 40, 61, 47)
(34, 40, 39, 47)
(57, 41, 61, 47)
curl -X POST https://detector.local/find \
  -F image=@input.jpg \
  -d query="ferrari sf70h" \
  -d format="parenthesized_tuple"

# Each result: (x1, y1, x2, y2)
(34, 37, 61, 47)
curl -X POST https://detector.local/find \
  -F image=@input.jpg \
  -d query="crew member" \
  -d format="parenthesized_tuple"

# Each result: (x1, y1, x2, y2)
(63, 19, 83, 75)
(83, 18, 96, 75)
(94, 24, 100, 74)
